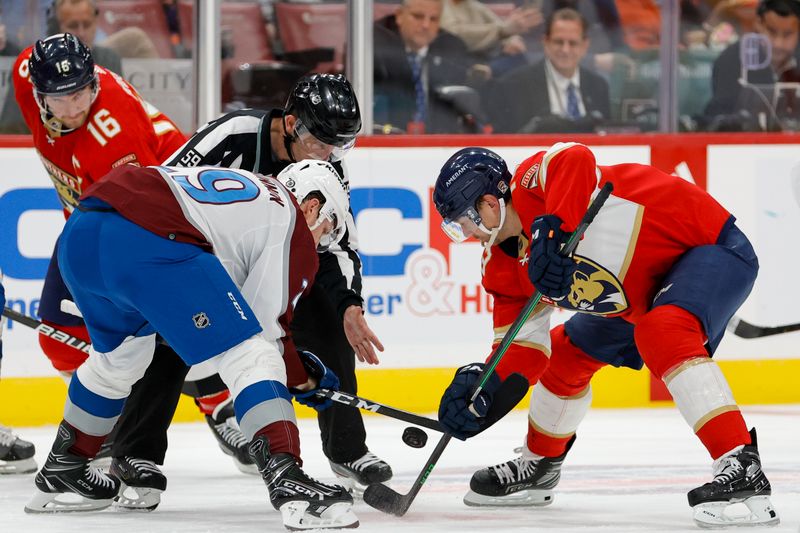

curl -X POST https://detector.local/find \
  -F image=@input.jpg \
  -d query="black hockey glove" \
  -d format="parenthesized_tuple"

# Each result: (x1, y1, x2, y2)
(528, 214, 577, 299)
(290, 350, 340, 412)
(438, 363, 528, 440)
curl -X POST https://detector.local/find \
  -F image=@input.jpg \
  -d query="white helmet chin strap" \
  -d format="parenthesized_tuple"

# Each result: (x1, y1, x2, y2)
(478, 198, 506, 248)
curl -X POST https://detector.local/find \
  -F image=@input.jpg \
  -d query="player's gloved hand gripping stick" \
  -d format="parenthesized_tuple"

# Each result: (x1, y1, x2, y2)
(363, 181, 615, 517)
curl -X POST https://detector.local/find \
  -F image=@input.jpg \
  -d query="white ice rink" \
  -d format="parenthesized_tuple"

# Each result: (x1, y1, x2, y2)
(1, 405, 798, 533)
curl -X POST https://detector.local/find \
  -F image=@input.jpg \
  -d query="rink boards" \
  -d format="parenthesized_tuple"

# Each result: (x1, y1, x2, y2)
(1, 133, 799, 425)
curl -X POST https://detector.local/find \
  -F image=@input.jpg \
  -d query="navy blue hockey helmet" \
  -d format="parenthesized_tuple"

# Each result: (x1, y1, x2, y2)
(29, 33, 96, 97)
(285, 74, 361, 160)
(433, 147, 511, 242)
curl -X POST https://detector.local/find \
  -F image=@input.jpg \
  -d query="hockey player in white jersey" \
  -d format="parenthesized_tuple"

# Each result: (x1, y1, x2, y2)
(25, 161, 359, 530)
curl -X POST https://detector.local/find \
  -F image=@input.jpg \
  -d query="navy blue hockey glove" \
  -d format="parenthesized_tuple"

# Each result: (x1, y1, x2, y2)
(438, 363, 502, 440)
(290, 350, 340, 412)
(528, 215, 577, 299)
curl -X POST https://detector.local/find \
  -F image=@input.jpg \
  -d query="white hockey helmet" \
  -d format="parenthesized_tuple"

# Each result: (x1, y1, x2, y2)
(277, 159, 349, 251)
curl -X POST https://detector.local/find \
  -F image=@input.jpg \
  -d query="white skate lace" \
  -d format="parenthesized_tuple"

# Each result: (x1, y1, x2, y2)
(0, 425, 16, 448)
(85, 465, 117, 489)
(712, 456, 744, 485)
(344, 451, 385, 472)
(491, 455, 538, 485)
(125, 457, 162, 475)
(216, 419, 248, 449)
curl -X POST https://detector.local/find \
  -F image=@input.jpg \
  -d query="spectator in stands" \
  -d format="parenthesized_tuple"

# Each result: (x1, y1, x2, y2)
(52, 0, 161, 61)
(0, 8, 21, 56)
(374, 0, 481, 134)
(440, 0, 542, 78)
(0, 8, 24, 133)
(704, 0, 800, 131)
(489, 7, 610, 133)
(705, 0, 759, 50)
(615, 0, 661, 51)
(49, 0, 123, 73)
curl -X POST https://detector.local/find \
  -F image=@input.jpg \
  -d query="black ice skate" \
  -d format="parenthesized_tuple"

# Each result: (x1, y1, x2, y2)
(249, 436, 358, 530)
(205, 397, 258, 475)
(0, 424, 37, 474)
(25, 422, 121, 513)
(329, 451, 393, 494)
(464, 435, 576, 507)
(110, 456, 167, 512)
(688, 428, 779, 528)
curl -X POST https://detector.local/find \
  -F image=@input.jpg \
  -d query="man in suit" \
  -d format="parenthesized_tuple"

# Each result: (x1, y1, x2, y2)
(490, 7, 610, 134)
(704, 0, 800, 131)
(373, 0, 479, 134)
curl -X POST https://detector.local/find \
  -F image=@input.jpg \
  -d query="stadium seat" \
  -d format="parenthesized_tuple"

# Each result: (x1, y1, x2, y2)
(374, 3, 400, 20)
(273, 3, 402, 73)
(97, 0, 174, 58)
(177, 1, 273, 62)
(273, 3, 347, 73)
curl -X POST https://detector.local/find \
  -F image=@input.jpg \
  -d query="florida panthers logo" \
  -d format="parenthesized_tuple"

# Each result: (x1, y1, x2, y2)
(550, 255, 627, 315)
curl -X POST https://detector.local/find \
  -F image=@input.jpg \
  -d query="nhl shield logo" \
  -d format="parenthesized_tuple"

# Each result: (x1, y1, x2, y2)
(193, 312, 211, 329)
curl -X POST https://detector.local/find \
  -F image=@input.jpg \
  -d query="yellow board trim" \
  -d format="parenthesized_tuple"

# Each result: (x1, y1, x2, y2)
(1, 360, 799, 426)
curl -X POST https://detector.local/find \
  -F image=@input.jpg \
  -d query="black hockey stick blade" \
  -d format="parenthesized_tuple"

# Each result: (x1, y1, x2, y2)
(362, 482, 406, 516)
(478, 373, 529, 432)
(363, 433, 453, 517)
(315, 389, 443, 432)
(727, 315, 800, 338)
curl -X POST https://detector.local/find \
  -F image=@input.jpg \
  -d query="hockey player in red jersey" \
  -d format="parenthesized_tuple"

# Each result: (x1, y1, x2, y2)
(13, 33, 185, 375)
(433, 143, 779, 528)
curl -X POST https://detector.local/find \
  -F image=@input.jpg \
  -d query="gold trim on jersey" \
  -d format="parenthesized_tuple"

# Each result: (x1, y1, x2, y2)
(617, 205, 645, 283)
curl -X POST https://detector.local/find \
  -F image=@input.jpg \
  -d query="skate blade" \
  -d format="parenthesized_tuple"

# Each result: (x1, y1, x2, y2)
(463, 488, 554, 507)
(232, 458, 259, 476)
(24, 488, 114, 513)
(0, 457, 38, 475)
(113, 483, 162, 512)
(279, 500, 359, 531)
(693, 496, 780, 528)
(332, 472, 366, 498)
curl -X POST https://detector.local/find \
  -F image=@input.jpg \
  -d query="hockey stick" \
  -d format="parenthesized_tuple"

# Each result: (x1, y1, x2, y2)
(726, 315, 800, 339)
(363, 181, 615, 517)
(1, 306, 445, 432)
(2, 306, 90, 354)
(315, 389, 443, 432)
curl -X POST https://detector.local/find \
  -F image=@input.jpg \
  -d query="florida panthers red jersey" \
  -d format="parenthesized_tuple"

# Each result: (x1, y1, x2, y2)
(13, 46, 186, 214)
(482, 142, 731, 374)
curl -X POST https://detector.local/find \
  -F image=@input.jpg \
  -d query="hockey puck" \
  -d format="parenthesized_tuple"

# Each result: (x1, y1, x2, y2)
(402, 426, 428, 448)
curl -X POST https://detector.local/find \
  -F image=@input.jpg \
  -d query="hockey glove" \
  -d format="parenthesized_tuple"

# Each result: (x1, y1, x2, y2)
(438, 363, 503, 440)
(528, 215, 577, 299)
(290, 350, 340, 412)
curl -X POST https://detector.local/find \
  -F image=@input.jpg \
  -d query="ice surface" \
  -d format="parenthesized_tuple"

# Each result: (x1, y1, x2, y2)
(1, 405, 798, 532)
